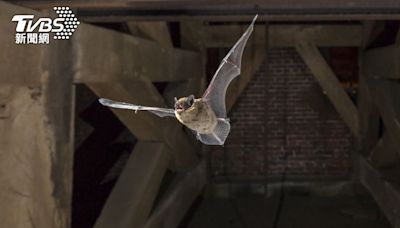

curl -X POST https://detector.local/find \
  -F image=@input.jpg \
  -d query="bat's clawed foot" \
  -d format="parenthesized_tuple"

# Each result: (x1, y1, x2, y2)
(196, 132, 201, 140)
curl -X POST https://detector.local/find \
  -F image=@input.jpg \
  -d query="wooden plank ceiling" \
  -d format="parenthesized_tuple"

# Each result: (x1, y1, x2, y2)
(8, 0, 400, 21)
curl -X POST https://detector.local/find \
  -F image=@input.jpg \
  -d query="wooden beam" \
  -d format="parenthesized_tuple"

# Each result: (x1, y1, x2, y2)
(74, 23, 199, 171)
(295, 40, 359, 135)
(368, 132, 400, 168)
(364, 78, 400, 150)
(144, 160, 207, 228)
(360, 157, 400, 228)
(361, 46, 400, 170)
(12, 0, 400, 10)
(73, 14, 400, 23)
(0, 1, 43, 86)
(73, 24, 201, 83)
(127, 21, 173, 48)
(203, 25, 362, 48)
(397, 27, 400, 45)
(12, 0, 400, 21)
(363, 45, 400, 80)
(226, 24, 267, 112)
(361, 21, 385, 49)
(357, 68, 380, 157)
(95, 142, 170, 228)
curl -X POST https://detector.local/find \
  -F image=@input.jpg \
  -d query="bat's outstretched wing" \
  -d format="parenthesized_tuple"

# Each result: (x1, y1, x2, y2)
(202, 15, 257, 118)
(99, 98, 176, 118)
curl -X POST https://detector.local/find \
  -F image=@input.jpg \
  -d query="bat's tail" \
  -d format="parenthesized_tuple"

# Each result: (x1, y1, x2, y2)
(197, 119, 231, 146)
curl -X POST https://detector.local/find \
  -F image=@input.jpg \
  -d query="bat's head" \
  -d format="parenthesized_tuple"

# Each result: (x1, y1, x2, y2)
(174, 95, 195, 113)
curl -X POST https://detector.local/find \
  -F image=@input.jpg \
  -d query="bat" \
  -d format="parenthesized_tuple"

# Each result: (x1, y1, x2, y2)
(99, 15, 258, 145)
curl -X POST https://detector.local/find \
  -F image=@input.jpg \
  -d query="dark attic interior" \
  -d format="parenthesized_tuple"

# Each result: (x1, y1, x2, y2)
(1, 1, 400, 228)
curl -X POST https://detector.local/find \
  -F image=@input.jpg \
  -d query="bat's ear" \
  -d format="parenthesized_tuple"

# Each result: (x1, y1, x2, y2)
(174, 97, 178, 103)
(188, 94, 195, 101)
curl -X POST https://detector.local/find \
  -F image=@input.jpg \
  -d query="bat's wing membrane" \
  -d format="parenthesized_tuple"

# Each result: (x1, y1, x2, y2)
(99, 98, 176, 118)
(202, 15, 257, 118)
(197, 119, 231, 145)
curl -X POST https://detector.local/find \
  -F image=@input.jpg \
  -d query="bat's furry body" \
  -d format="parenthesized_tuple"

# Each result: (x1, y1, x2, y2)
(175, 98, 217, 134)
(98, 15, 258, 145)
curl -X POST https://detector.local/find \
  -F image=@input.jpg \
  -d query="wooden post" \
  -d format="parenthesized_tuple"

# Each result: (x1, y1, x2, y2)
(360, 157, 400, 228)
(359, 34, 400, 226)
(95, 142, 170, 228)
(144, 160, 207, 228)
(368, 132, 399, 168)
(0, 2, 74, 228)
(363, 45, 400, 80)
(362, 45, 400, 161)
(357, 63, 380, 157)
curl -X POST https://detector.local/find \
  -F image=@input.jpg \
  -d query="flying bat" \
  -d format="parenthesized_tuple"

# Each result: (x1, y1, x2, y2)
(99, 15, 258, 145)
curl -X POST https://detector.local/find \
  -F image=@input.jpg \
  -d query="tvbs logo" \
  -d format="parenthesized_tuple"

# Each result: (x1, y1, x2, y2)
(11, 6, 80, 44)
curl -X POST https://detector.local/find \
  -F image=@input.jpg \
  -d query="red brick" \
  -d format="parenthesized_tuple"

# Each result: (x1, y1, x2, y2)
(211, 48, 353, 180)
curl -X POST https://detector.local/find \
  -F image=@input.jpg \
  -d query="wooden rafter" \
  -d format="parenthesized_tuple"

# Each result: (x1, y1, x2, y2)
(396, 25, 400, 45)
(368, 132, 399, 168)
(361, 21, 385, 49)
(73, 23, 199, 171)
(358, 26, 400, 226)
(363, 77, 400, 152)
(295, 40, 359, 135)
(360, 157, 400, 228)
(357, 66, 380, 157)
(12, 0, 400, 21)
(203, 24, 362, 48)
(363, 46, 400, 144)
(127, 21, 173, 48)
(95, 142, 170, 228)
(73, 24, 201, 83)
(364, 45, 400, 80)
(144, 160, 207, 228)
(12, 0, 400, 10)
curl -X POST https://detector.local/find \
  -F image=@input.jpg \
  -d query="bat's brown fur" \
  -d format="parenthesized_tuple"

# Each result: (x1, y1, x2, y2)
(175, 98, 217, 134)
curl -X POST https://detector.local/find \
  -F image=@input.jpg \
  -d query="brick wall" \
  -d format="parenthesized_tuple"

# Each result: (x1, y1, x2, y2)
(211, 48, 353, 181)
